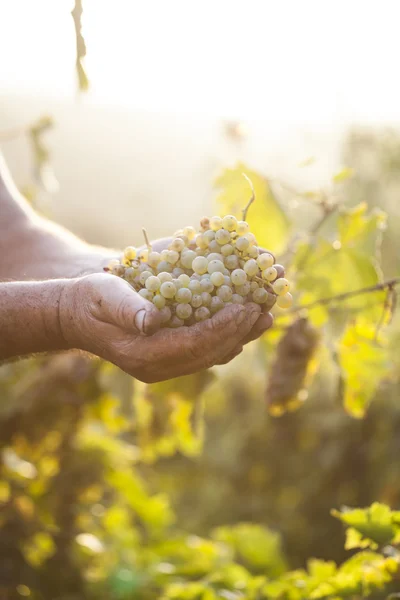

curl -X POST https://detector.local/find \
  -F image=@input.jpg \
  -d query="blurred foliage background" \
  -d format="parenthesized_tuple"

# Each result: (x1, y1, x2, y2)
(2, 2, 400, 599)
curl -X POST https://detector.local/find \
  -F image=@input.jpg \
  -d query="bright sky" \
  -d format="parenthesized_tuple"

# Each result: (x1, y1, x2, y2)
(1, 0, 400, 124)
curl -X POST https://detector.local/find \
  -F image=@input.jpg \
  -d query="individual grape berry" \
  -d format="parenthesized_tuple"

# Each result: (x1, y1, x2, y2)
(230, 231, 239, 240)
(248, 246, 260, 259)
(138, 288, 153, 301)
(172, 279, 183, 292)
(172, 267, 185, 277)
(194, 307, 211, 321)
(273, 278, 290, 296)
(175, 234, 189, 246)
(158, 272, 173, 283)
(236, 220, 250, 235)
(252, 287, 268, 304)
(157, 261, 173, 273)
(222, 214, 238, 231)
(232, 293, 245, 304)
(243, 258, 258, 277)
(203, 229, 216, 244)
(257, 253, 274, 270)
(245, 232, 257, 245)
(178, 273, 191, 287)
(160, 281, 176, 299)
(176, 303, 193, 320)
(124, 246, 137, 260)
(112, 264, 126, 277)
(274, 264, 285, 279)
(195, 233, 208, 249)
(223, 275, 232, 286)
(160, 249, 169, 259)
(188, 279, 201, 294)
(250, 281, 259, 292)
(148, 251, 162, 268)
(124, 267, 136, 282)
(217, 285, 233, 302)
(207, 259, 225, 274)
(192, 256, 209, 275)
(183, 225, 196, 240)
(139, 262, 152, 273)
(200, 278, 214, 293)
(276, 292, 293, 308)
(166, 250, 180, 264)
(138, 248, 149, 262)
(210, 271, 225, 287)
(215, 229, 231, 245)
(221, 244, 234, 256)
(170, 238, 185, 253)
(207, 253, 224, 262)
(191, 294, 203, 308)
(159, 306, 172, 323)
(176, 288, 192, 304)
(153, 294, 166, 309)
(108, 258, 121, 270)
(200, 216, 210, 230)
(210, 216, 223, 231)
(180, 250, 197, 269)
(262, 266, 278, 282)
(224, 255, 240, 270)
(235, 236, 250, 252)
(235, 282, 251, 296)
(210, 296, 224, 313)
(139, 270, 153, 285)
(201, 292, 212, 306)
(169, 316, 185, 328)
(145, 275, 161, 292)
(208, 240, 220, 253)
(231, 269, 247, 286)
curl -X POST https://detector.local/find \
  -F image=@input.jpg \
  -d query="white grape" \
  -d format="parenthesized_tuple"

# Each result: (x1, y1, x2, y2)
(223, 275, 232, 286)
(208, 240, 220, 253)
(172, 267, 185, 277)
(153, 294, 166, 309)
(203, 230, 216, 243)
(250, 281, 259, 292)
(221, 244, 234, 256)
(207, 259, 225, 274)
(245, 232, 257, 245)
(170, 238, 185, 253)
(235, 282, 251, 296)
(180, 250, 197, 269)
(200, 278, 214, 293)
(210, 216, 223, 231)
(232, 293, 245, 304)
(217, 285, 233, 302)
(230, 269, 247, 286)
(173, 279, 183, 292)
(175, 288, 192, 304)
(235, 237, 250, 252)
(195, 233, 208, 249)
(194, 307, 211, 321)
(191, 294, 203, 308)
(138, 248, 149, 262)
(145, 275, 161, 292)
(138, 288, 153, 301)
(124, 246, 137, 260)
(139, 270, 153, 285)
(201, 292, 212, 306)
(243, 259, 258, 277)
(160, 281, 176, 299)
(222, 215, 238, 231)
(157, 261, 173, 273)
(169, 316, 185, 328)
(210, 296, 224, 313)
(210, 271, 225, 287)
(148, 251, 162, 267)
(276, 292, 293, 308)
(178, 273, 191, 287)
(257, 253, 274, 270)
(176, 303, 193, 320)
(107, 258, 121, 269)
(192, 256, 209, 275)
(188, 279, 201, 294)
(247, 246, 259, 259)
(166, 250, 180, 265)
(124, 267, 136, 282)
(236, 221, 249, 235)
(272, 278, 290, 296)
(207, 253, 224, 262)
(215, 229, 231, 245)
(252, 287, 268, 304)
(112, 265, 126, 277)
(158, 271, 173, 283)
(159, 306, 172, 323)
(262, 267, 278, 282)
(183, 225, 196, 240)
(224, 255, 239, 270)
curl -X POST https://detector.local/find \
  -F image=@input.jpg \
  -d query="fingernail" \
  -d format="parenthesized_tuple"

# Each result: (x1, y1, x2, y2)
(235, 307, 247, 325)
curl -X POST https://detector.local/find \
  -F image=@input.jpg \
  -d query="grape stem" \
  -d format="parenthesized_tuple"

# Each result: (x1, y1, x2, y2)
(241, 173, 255, 221)
(288, 277, 400, 314)
(142, 228, 152, 250)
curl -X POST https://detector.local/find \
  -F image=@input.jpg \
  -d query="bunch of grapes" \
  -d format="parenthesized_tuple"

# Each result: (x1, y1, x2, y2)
(105, 215, 292, 328)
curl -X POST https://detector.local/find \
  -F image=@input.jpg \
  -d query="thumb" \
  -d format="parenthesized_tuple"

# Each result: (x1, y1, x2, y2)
(88, 274, 162, 335)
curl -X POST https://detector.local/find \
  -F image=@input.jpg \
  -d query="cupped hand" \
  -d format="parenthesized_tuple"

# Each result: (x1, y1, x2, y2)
(59, 273, 272, 383)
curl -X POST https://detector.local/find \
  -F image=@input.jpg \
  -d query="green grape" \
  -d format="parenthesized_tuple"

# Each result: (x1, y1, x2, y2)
(176, 303, 193, 320)
(194, 306, 211, 321)
(166, 250, 180, 264)
(262, 266, 278, 282)
(200, 278, 214, 293)
(180, 250, 197, 269)
(201, 292, 212, 306)
(221, 243, 234, 256)
(208, 239, 220, 253)
(157, 261, 173, 273)
(223, 275, 232, 286)
(215, 229, 231, 245)
(159, 306, 172, 323)
(210, 296, 224, 313)
(138, 288, 153, 301)
(245, 232, 257, 245)
(235, 236, 250, 252)
(170, 238, 185, 252)
(158, 271, 173, 283)
(230, 269, 247, 286)
(250, 281, 259, 292)
(247, 246, 259, 259)
(191, 294, 203, 308)
(203, 229, 216, 243)
(124, 267, 136, 282)
(273, 278, 290, 296)
(252, 287, 268, 304)
(224, 255, 239, 270)
(207, 259, 225, 274)
(160, 281, 176, 299)
(236, 220, 249, 235)
(145, 275, 161, 292)
(169, 316, 185, 328)
(195, 233, 208, 249)
(232, 293, 245, 304)
(210, 216, 223, 231)
(124, 246, 137, 260)
(192, 256, 208, 274)
(138, 248, 149, 262)
(222, 215, 238, 231)
(210, 271, 225, 287)
(183, 225, 196, 240)
(172, 279, 183, 292)
(235, 282, 251, 296)
(188, 279, 201, 294)
(172, 267, 185, 277)
(112, 265, 126, 277)
(243, 258, 258, 277)
(175, 288, 192, 304)
(139, 270, 153, 285)
(276, 291, 293, 308)
(148, 251, 162, 268)
(178, 273, 191, 287)
(257, 253, 274, 270)
(153, 294, 166, 309)
(207, 252, 224, 262)
(217, 285, 233, 302)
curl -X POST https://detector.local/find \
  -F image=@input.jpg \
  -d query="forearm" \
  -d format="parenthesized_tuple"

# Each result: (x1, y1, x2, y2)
(0, 279, 70, 360)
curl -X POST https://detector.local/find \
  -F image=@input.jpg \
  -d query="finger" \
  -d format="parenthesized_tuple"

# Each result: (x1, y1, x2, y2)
(242, 312, 273, 345)
(88, 274, 162, 335)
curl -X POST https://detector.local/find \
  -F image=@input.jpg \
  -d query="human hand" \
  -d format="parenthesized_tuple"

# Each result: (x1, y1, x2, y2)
(59, 273, 272, 383)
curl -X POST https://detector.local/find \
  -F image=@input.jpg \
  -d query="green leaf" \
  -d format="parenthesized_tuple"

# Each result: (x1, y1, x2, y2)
(332, 503, 400, 546)
(333, 167, 355, 183)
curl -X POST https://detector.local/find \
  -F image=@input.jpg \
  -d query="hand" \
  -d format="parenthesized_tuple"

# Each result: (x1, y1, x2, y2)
(59, 273, 272, 382)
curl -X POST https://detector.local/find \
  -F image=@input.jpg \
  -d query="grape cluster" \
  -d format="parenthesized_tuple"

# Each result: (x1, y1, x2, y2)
(106, 215, 292, 328)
